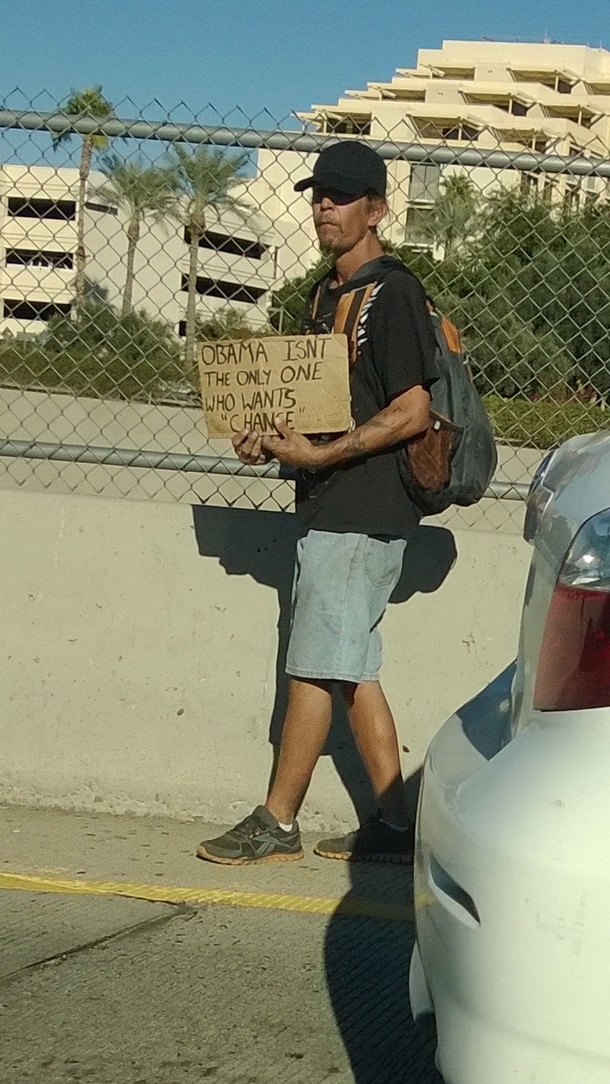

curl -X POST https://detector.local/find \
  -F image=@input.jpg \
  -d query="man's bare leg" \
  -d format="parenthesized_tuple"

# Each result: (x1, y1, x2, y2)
(342, 680, 411, 827)
(265, 677, 333, 825)
(196, 676, 329, 864)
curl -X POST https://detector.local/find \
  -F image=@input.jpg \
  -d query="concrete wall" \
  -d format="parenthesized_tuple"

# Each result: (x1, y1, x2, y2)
(0, 487, 531, 831)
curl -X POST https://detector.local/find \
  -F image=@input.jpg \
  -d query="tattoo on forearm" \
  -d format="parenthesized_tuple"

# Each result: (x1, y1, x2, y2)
(342, 432, 366, 457)
(320, 391, 427, 467)
(334, 413, 400, 461)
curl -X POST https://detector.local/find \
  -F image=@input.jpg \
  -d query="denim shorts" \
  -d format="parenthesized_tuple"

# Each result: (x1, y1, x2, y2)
(285, 530, 406, 684)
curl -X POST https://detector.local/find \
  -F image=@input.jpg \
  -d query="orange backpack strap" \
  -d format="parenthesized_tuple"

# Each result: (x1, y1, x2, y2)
(310, 283, 323, 324)
(333, 283, 376, 363)
(427, 297, 462, 356)
(440, 314, 461, 355)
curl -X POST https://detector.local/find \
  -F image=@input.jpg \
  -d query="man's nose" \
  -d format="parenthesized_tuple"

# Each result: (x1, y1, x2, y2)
(319, 193, 336, 210)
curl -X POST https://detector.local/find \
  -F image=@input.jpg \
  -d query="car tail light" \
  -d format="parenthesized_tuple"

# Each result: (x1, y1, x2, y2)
(534, 509, 610, 711)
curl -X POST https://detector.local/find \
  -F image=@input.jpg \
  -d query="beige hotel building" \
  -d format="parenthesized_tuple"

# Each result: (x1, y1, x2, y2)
(252, 39, 610, 263)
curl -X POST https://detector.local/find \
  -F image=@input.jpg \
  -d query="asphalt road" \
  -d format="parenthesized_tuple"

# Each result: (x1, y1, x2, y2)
(0, 805, 442, 1084)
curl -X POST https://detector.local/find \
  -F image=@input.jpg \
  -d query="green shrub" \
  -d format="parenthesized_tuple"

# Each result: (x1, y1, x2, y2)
(1, 302, 183, 400)
(269, 256, 331, 335)
(484, 394, 609, 449)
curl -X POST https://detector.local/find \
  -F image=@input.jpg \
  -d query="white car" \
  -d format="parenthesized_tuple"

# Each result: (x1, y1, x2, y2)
(410, 432, 610, 1084)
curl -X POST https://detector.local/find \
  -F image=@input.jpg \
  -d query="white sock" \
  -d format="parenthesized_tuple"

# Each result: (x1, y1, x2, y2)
(381, 819, 410, 832)
(278, 821, 294, 833)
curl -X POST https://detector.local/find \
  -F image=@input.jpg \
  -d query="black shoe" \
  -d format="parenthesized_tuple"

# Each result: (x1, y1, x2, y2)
(314, 813, 414, 864)
(196, 805, 304, 865)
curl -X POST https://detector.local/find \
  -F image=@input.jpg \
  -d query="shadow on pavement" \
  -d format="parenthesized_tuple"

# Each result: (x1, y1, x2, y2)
(324, 849, 443, 1084)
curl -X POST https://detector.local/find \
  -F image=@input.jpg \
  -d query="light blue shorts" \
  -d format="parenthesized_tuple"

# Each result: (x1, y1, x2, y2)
(285, 530, 406, 684)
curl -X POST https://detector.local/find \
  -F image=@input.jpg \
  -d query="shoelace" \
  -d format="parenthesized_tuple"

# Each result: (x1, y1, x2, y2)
(233, 813, 267, 838)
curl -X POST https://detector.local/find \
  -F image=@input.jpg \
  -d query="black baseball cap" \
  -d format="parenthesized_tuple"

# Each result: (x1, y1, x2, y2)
(293, 140, 387, 198)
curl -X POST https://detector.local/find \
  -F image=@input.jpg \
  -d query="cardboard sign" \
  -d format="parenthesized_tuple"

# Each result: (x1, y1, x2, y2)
(198, 334, 351, 438)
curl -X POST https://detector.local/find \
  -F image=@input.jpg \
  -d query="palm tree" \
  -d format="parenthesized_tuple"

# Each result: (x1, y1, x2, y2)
(423, 174, 481, 258)
(95, 156, 180, 317)
(53, 86, 114, 305)
(171, 145, 250, 371)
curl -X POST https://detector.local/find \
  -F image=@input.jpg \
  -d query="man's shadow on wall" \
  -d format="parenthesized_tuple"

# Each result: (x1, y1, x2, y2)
(192, 504, 456, 1084)
(191, 504, 457, 825)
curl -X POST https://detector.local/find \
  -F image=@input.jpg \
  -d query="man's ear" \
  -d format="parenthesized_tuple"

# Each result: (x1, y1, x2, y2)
(368, 197, 388, 229)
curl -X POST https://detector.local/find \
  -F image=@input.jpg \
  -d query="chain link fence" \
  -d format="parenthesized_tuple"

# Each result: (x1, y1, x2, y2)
(3, 90, 610, 528)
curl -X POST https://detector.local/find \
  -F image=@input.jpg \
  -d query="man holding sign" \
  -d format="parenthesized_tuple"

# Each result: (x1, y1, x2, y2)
(197, 141, 438, 865)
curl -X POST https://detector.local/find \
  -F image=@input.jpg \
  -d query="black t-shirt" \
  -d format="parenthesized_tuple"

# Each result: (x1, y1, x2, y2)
(295, 256, 438, 539)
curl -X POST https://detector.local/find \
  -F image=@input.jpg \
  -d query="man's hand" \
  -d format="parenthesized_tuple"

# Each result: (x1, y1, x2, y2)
(231, 429, 272, 466)
(262, 421, 322, 469)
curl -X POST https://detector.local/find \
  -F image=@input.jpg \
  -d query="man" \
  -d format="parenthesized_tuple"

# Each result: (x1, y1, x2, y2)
(197, 140, 437, 865)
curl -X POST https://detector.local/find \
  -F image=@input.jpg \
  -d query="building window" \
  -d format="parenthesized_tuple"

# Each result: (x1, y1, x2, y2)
(2, 299, 72, 321)
(324, 116, 371, 136)
(5, 249, 74, 269)
(416, 121, 480, 142)
(404, 206, 434, 246)
(520, 174, 539, 196)
(564, 180, 581, 212)
(481, 97, 529, 116)
(183, 228, 268, 260)
(439, 68, 475, 80)
(7, 198, 76, 221)
(513, 72, 573, 94)
(390, 89, 426, 102)
(543, 177, 558, 204)
(84, 200, 118, 214)
(408, 164, 441, 203)
(548, 109, 594, 129)
(440, 123, 479, 142)
(179, 275, 266, 305)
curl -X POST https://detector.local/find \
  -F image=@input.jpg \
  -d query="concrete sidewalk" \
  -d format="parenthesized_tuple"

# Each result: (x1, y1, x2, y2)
(0, 804, 440, 1084)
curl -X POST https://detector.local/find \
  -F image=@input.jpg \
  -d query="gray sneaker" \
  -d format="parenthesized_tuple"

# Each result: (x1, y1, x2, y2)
(196, 805, 304, 865)
(314, 813, 414, 864)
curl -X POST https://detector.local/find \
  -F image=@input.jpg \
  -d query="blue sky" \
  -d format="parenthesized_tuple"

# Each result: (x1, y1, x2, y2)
(4, 0, 610, 123)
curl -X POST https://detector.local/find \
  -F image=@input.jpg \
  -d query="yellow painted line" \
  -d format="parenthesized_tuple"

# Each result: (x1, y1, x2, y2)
(0, 872, 413, 922)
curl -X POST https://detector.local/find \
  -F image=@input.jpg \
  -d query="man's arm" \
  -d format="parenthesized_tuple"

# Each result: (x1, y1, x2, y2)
(260, 383, 430, 470)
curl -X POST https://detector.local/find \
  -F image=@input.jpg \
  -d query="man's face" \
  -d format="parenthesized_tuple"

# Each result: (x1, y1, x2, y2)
(311, 186, 386, 256)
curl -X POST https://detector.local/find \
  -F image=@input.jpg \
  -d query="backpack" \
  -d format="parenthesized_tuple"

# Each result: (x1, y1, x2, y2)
(312, 265, 497, 516)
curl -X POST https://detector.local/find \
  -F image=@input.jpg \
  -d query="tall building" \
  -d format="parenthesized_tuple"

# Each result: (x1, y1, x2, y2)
(250, 40, 610, 263)
(0, 164, 279, 338)
(300, 40, 610, 152)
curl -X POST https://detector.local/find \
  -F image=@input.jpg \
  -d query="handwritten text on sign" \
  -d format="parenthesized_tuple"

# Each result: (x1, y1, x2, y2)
(198, 334, 351, 438)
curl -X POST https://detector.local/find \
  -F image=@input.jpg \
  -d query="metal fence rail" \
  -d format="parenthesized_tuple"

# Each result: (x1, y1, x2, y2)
(4, 108, 610, 176)
(0, 437, 529, 501)
(2, 90, 607, 526)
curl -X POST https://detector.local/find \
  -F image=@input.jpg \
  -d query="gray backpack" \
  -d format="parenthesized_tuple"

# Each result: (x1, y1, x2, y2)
(401, 300, 498, 515)
(325, 265, 497, 516)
